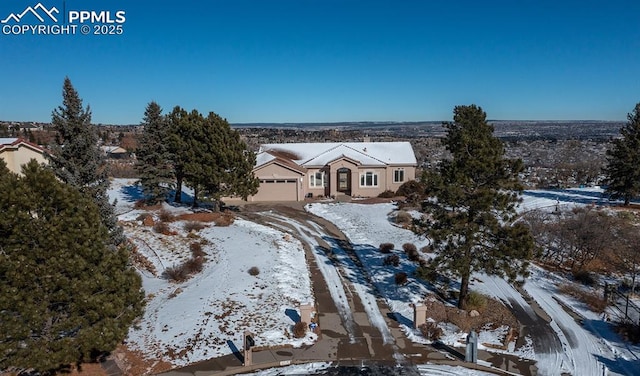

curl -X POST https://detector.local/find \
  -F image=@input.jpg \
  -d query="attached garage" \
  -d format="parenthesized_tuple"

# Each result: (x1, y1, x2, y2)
(251, 179, 300, 202)
(248, 156, 306, 202)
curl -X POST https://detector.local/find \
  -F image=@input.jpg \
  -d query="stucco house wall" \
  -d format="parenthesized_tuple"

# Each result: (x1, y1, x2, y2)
(244, 142, 417, 202)
(0, 138, 48, 175)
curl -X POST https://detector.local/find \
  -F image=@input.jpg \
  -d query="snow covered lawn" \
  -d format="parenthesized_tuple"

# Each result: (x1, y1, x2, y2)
(109, 179, 316, 367)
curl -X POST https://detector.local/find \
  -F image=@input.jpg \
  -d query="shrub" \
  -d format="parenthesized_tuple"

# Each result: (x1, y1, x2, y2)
(616, 322, 640, 344)
(293, 321, 307, 338)
(420, 245, 431, 254)
(395, 272, 408, 285)
(464, 291, 488, 311)
(158, 209, 175, 222)
(213, 211, 235, 227)
(136, 213, 151, 221)
(163, 266, 188, 282)
(396, 180, 425, 198)
(134, 199, 146, 209)
(379, 243, 394, 253)
(383, 254, 400, 267)
(153, 221, 171, 235)
(378, 190, 395, 198)
(419, 321, 443, 341)
(190, 242, 206, 258)
(573, 269, 598, 286)
(183, 257, 204, 274)
(403, 243, 420, 262)
(402, 243, 417, 253)
(184, 221, 205, 232)
(248, 266, 260, 276)
(395, 211, 412, 225)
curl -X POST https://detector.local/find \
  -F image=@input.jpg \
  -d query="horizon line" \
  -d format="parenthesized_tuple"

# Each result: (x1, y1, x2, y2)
(0, 119, 627, 126)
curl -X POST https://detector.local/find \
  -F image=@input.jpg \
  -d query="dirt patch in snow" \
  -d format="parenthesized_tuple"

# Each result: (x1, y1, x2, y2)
(422, 295, 519, 344)
(176, 211, 235, 226)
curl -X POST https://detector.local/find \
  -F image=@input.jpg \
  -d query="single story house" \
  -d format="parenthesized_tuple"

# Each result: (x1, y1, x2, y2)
(0, 138, 48, 175)
(101, 145, 129, 159)
(247, 141, 417, 202)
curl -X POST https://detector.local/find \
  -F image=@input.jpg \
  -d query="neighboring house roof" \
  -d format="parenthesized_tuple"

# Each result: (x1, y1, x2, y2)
(0, 137, 45, 154)
(258, 142, 417, 168)
(101, 145, 128, 154)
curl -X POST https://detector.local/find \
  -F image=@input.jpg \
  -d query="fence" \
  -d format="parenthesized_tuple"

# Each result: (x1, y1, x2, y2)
(605, 284, 640, 325)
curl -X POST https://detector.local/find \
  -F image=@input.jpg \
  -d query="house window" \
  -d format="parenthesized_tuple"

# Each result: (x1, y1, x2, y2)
(310, 171, 325, 188)
(359, 171, 379, 187)
(394, 169, 405, 183)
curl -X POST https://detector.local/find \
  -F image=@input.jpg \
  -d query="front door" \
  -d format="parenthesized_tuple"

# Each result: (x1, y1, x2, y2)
(337, 168, 351, 195)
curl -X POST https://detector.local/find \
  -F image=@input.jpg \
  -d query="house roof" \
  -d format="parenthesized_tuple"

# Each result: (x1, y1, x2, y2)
(255, 151, 307, 173)
(101, 145, 127, 154)
(258, 142, 416, 168)
(0, 137, 45, 153)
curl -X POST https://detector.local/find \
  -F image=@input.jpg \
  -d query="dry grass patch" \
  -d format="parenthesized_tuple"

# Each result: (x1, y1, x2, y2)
(395, 211, 413, 226)
(177, 211, 235, 226)
(153, 221, 177, 236)
(558, 283, 608, 313)
(158, 209, 175, 222)
(420, 294, 518, 338)
(184, 221, 206, 232)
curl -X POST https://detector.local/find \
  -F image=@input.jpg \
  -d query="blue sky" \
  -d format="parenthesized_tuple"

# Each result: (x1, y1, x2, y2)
(1, 0, 639, 124)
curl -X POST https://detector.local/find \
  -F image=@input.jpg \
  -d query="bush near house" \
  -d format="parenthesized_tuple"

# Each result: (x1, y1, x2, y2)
(293, 321, 307, 338)
(419, 321, 443, 341)
(395, 211, 412, 226)
(379, 243, 394, 253)
(378, 190, 395, 198)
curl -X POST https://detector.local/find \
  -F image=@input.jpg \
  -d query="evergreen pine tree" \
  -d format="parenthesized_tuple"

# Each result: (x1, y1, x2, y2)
(167, 107, 258, 207)
(135, 101, 174, 204)
(50, 77, 124, 245)
(414, 105, 534, 308)
(604, 102, 640, 206)
(166, 106, 191, 204)
(0, 161, 144, 372)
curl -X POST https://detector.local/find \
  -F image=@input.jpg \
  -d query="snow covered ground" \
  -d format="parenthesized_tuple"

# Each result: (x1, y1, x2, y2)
(109, 178, 640, 375)
(306, 189, 640, 376)
(109, 179, 315, 367)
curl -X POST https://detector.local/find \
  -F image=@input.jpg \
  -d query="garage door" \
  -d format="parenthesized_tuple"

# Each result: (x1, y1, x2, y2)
(252, 179, 299, 201)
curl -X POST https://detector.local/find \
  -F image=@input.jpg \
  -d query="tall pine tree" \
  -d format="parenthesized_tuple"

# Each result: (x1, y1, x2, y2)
(0, 161, 144, 372)
(135, 101, 174, 204)
(604, 102, 640, 206)
(414, 105, 534, 308)
(167, 107, 258, 207)
(50, 77, 124, 245)
(166, 106, 192, 204)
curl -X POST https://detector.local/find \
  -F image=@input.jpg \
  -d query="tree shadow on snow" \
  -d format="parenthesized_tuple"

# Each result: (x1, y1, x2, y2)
(522, 190, 612, 207)
(595, 354, 640, 375)
(120, 184, 145, 203)
(285, 308, 301, 323)
(167, 189, 195, 207)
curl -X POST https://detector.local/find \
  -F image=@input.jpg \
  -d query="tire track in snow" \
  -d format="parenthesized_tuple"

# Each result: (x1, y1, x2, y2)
(257, 213, 358, 343)
(304, 220, 395, 344)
